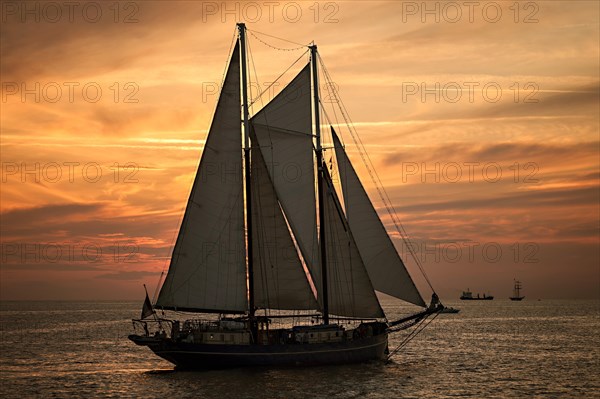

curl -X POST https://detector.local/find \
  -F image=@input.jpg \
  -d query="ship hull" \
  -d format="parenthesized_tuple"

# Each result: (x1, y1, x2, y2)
(130, 333, 388, 369)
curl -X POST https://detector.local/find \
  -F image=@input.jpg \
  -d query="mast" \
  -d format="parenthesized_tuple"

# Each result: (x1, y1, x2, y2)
(311, 44, 329, 325)
(238, 23, 255, 320)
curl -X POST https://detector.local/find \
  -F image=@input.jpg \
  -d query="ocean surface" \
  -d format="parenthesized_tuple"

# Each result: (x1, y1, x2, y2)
(0, 299, 598, 398)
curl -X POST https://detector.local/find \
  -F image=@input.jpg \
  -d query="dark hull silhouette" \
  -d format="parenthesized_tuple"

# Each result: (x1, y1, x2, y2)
(129, 333, 388, 369)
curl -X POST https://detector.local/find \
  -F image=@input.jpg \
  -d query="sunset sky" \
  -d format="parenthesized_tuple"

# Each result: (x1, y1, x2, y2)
(1, 1, 598, 301)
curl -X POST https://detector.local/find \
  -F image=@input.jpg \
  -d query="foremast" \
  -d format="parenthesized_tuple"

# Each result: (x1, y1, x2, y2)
(237, 23, 255, 322)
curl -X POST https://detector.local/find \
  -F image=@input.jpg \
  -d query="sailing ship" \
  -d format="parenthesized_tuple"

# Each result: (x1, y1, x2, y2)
(509, 280, 525, 301)
(460, 289, 493, 300)
(129, 24, 442, 369)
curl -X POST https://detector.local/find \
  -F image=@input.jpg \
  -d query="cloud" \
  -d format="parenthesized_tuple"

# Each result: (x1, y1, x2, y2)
(0, 2, 223, 82)
(0, 202, 104, 225)
(95, 270, 162, 280)
(382, 140, 599, 166)
(396, 186, 598, 213)
(477, 83, 600, 119)
(0, 263, 106, 272)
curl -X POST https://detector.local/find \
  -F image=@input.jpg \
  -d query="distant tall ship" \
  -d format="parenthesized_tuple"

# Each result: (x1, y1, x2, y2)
(460, 289, 493, 300)
(128, 23, 442, 369)
(509, 280, 525, 301)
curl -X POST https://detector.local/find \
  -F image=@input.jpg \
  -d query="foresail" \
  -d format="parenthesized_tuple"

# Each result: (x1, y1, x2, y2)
(251, 132, 319, 310)
(250, 64, 319, 282)
(156, 43, 247, 313)
(322, 167, 385, 319)
(332, 128, 426, 307)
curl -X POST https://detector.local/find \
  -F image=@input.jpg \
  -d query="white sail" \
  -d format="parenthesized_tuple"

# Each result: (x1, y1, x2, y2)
(332, 129, 426, 307)
(250, 64, 318, 281)
(322, 167, 385, 318)
(251, 134, 319, 310)
(156, 43, 247, 313)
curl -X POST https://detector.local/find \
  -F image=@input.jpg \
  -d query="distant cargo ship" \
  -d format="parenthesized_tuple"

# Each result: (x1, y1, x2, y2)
(460, 289, 494, 300)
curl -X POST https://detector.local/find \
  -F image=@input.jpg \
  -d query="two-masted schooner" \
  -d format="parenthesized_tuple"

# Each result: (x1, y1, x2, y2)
(510, 280, 525, 301)
(129, 24, 442, 369)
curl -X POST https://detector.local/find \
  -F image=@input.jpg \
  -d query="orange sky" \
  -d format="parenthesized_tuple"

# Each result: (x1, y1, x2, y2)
(1, 1, 598, 301)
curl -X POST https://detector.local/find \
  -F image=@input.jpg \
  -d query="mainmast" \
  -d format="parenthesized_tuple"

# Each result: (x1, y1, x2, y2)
(238, 23, 255, 320)
(311, 44, 329, 325)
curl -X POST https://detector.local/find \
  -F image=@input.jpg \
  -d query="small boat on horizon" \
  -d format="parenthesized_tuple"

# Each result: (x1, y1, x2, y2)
(460, 289, 494, 300)
(510, 280, 525, 301)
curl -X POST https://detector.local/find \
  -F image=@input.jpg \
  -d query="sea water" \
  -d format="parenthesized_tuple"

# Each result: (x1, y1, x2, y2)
(1, 299, 598, 398)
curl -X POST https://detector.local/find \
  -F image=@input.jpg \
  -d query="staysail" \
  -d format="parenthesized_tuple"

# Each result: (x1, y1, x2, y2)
(322, 166, 384, 318)
(251, 129, 319, 310)
(332, 128, 426, 307)
(250, 64, 319, 283)
(156, 43, 247, 313)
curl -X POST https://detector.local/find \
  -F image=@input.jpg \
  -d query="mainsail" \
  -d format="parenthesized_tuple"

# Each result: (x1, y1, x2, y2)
(156, 43, 247, 313)
(250, 64, 319, 284)
(251, 129, 318, 310)
(332, 128, 426, 307)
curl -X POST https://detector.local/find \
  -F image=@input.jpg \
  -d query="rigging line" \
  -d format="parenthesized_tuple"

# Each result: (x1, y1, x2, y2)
(318, 55, 436, 293)
(246, 31, 256, 111)
(321, 67, 414, 290)
(248, 49, 309, 108)
(247, 36, 266, 113)
(320, 75, 342, 153)
(387, 324, 425, 360)
(319, 90, 343, 187)
(151, 272, 163, 304)
(387, 312, 440, 360)
(326, 80, 342, 135)
(246, 33, 276, 161)
(389, 312, 439, 358)
(247, 28, 310, 50)
(325, 88, 344, 201)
